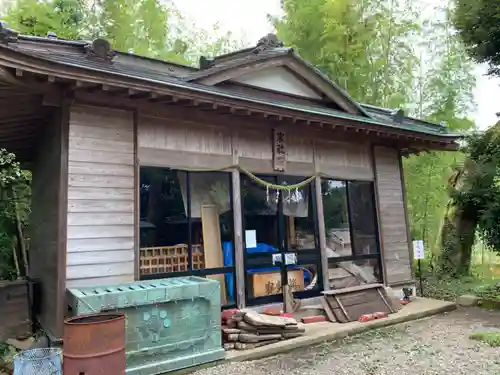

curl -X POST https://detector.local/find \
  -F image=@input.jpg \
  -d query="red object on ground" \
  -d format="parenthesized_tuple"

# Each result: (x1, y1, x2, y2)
(373, 312, 388, 319)
(63, 312, 126, 375)
(280, 313, 293, 318)
(263, 307, 282, 316)
(359, 314, 375, 322)
(301, 315, 327, 324)
(400, 299, 410, 305)
(359, 312, 388, 322)
(221, 309, 239, 322)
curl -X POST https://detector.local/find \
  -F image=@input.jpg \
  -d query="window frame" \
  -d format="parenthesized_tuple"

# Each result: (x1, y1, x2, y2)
(321, 178, 384, 283)
(240, 173, 324, 306)
(138, 167, 237, 308)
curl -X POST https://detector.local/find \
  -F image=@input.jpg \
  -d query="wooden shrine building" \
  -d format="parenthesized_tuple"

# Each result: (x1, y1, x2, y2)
(0, 25, 460, 342)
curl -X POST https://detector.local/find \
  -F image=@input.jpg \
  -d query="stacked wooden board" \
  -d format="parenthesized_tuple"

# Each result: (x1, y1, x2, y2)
(322, 283, 395, 323)
(221, 310, 305, 350)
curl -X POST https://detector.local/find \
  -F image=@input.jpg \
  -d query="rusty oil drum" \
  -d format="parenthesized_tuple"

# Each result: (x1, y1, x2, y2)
(63, 312, 126, 375)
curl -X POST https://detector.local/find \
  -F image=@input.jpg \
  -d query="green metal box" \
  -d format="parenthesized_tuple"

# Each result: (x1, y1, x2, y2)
(67, 276, 224, 374)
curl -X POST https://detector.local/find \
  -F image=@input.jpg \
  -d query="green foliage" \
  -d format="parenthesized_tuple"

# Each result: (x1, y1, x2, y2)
(421, 269, 494, 301)
(448, 124, 500, 255)
(272, 0, 419, 108)
(453, 0, 500, 75)
(402, 6, 476, 269)
(3, 0, 86, 39)
(0, 149, 30, 281)
(469, 331, 500, 347)
(473, 282, 500, 301)
(1, 0, 242, 65)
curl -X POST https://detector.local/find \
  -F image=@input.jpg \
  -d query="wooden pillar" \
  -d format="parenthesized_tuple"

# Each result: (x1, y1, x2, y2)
(315, 176, 329, 291)
(398, 151, 414, 276)
(133, 110, 140, 281)
(232, 169, 245, 308)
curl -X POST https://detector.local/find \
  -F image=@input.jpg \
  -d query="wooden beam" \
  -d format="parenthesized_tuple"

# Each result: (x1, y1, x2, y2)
(133, 110, 140, 281)
(232, 168, 245, 309)
(72, 91, 456, 150)
(0, 67, 20, 85)
(102, 84, 128, 95)
(74, 80, 100, 90)
(398, 150, 414, 279)
(315, 176, 329, 291)
(57, 101, 70, 341)
(128, 89, 150, 99)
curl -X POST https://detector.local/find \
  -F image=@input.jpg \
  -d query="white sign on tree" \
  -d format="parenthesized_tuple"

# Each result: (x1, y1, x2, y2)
(412, 240, 425, 260)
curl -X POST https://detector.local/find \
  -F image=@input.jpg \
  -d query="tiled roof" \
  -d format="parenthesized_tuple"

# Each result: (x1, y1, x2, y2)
(0, 34, 461, 139)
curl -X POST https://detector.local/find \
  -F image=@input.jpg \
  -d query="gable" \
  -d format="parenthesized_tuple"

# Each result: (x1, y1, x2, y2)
(231, 66, 323, 100)
(187, 52, 368, 117)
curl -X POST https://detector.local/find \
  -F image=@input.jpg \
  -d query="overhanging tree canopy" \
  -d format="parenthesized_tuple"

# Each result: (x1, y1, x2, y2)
(453, 0, 500, 75)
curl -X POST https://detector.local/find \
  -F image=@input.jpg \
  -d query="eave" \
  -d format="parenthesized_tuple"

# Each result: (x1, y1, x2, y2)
(0, 45, 460, 152)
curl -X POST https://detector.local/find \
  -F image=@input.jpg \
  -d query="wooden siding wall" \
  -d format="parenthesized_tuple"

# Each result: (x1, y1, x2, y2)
(373, 146, 412, 284)
(315, 140, 373, 180)
(139, 117, 233, 169)
(66, 105, 135, 287)
(30, 108, 67, 340)
(138, 116, 373, 180)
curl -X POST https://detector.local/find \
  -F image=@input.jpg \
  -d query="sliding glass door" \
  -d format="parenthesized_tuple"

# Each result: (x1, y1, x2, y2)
(241, 173, 322, 306)
(321, 179, 382, 290)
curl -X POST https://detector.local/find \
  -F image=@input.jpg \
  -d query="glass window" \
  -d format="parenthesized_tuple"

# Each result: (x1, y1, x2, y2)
(241, 174, 279, 249)
(139, 167, 235, 306)
(321, 178, 382, 288)
(327, 258, 382, 289)
(139, 168, 187, 255)
(281, 176, 317, 251)
(347, 181, 380, 256)
(321, 180, 352, 257)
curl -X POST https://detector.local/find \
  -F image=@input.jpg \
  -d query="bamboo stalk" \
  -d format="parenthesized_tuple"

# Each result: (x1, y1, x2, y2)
(12, 237, 20, 279)
(12, 187, 28, 277)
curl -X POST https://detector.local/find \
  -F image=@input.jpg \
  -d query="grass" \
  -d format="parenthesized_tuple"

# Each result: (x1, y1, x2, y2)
(469, 331, 500, 347)
(420, 266, 500, 301)
(418, 244, 500, 301)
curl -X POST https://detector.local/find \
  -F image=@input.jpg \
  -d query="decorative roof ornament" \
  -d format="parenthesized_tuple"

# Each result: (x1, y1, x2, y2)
(85, 38, 115, 63)
(392, 108, 405, 124)
(199, 56, 215, 70)
(0, 21, 18, 45)
(253, 33, 284, 54)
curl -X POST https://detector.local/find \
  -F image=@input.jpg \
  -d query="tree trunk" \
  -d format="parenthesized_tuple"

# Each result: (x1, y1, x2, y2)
(435, 161, 477, 277)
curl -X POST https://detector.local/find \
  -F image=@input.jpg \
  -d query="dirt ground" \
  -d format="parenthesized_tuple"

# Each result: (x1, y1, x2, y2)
(193, 307, 500, 375)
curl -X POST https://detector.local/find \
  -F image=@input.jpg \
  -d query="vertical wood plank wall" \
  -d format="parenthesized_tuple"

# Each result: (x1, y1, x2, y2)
(138, 116, 373, 180)
(373, 146, 412, 284)
(30, 108, 67, 340)
(66, 105, 135, 287)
